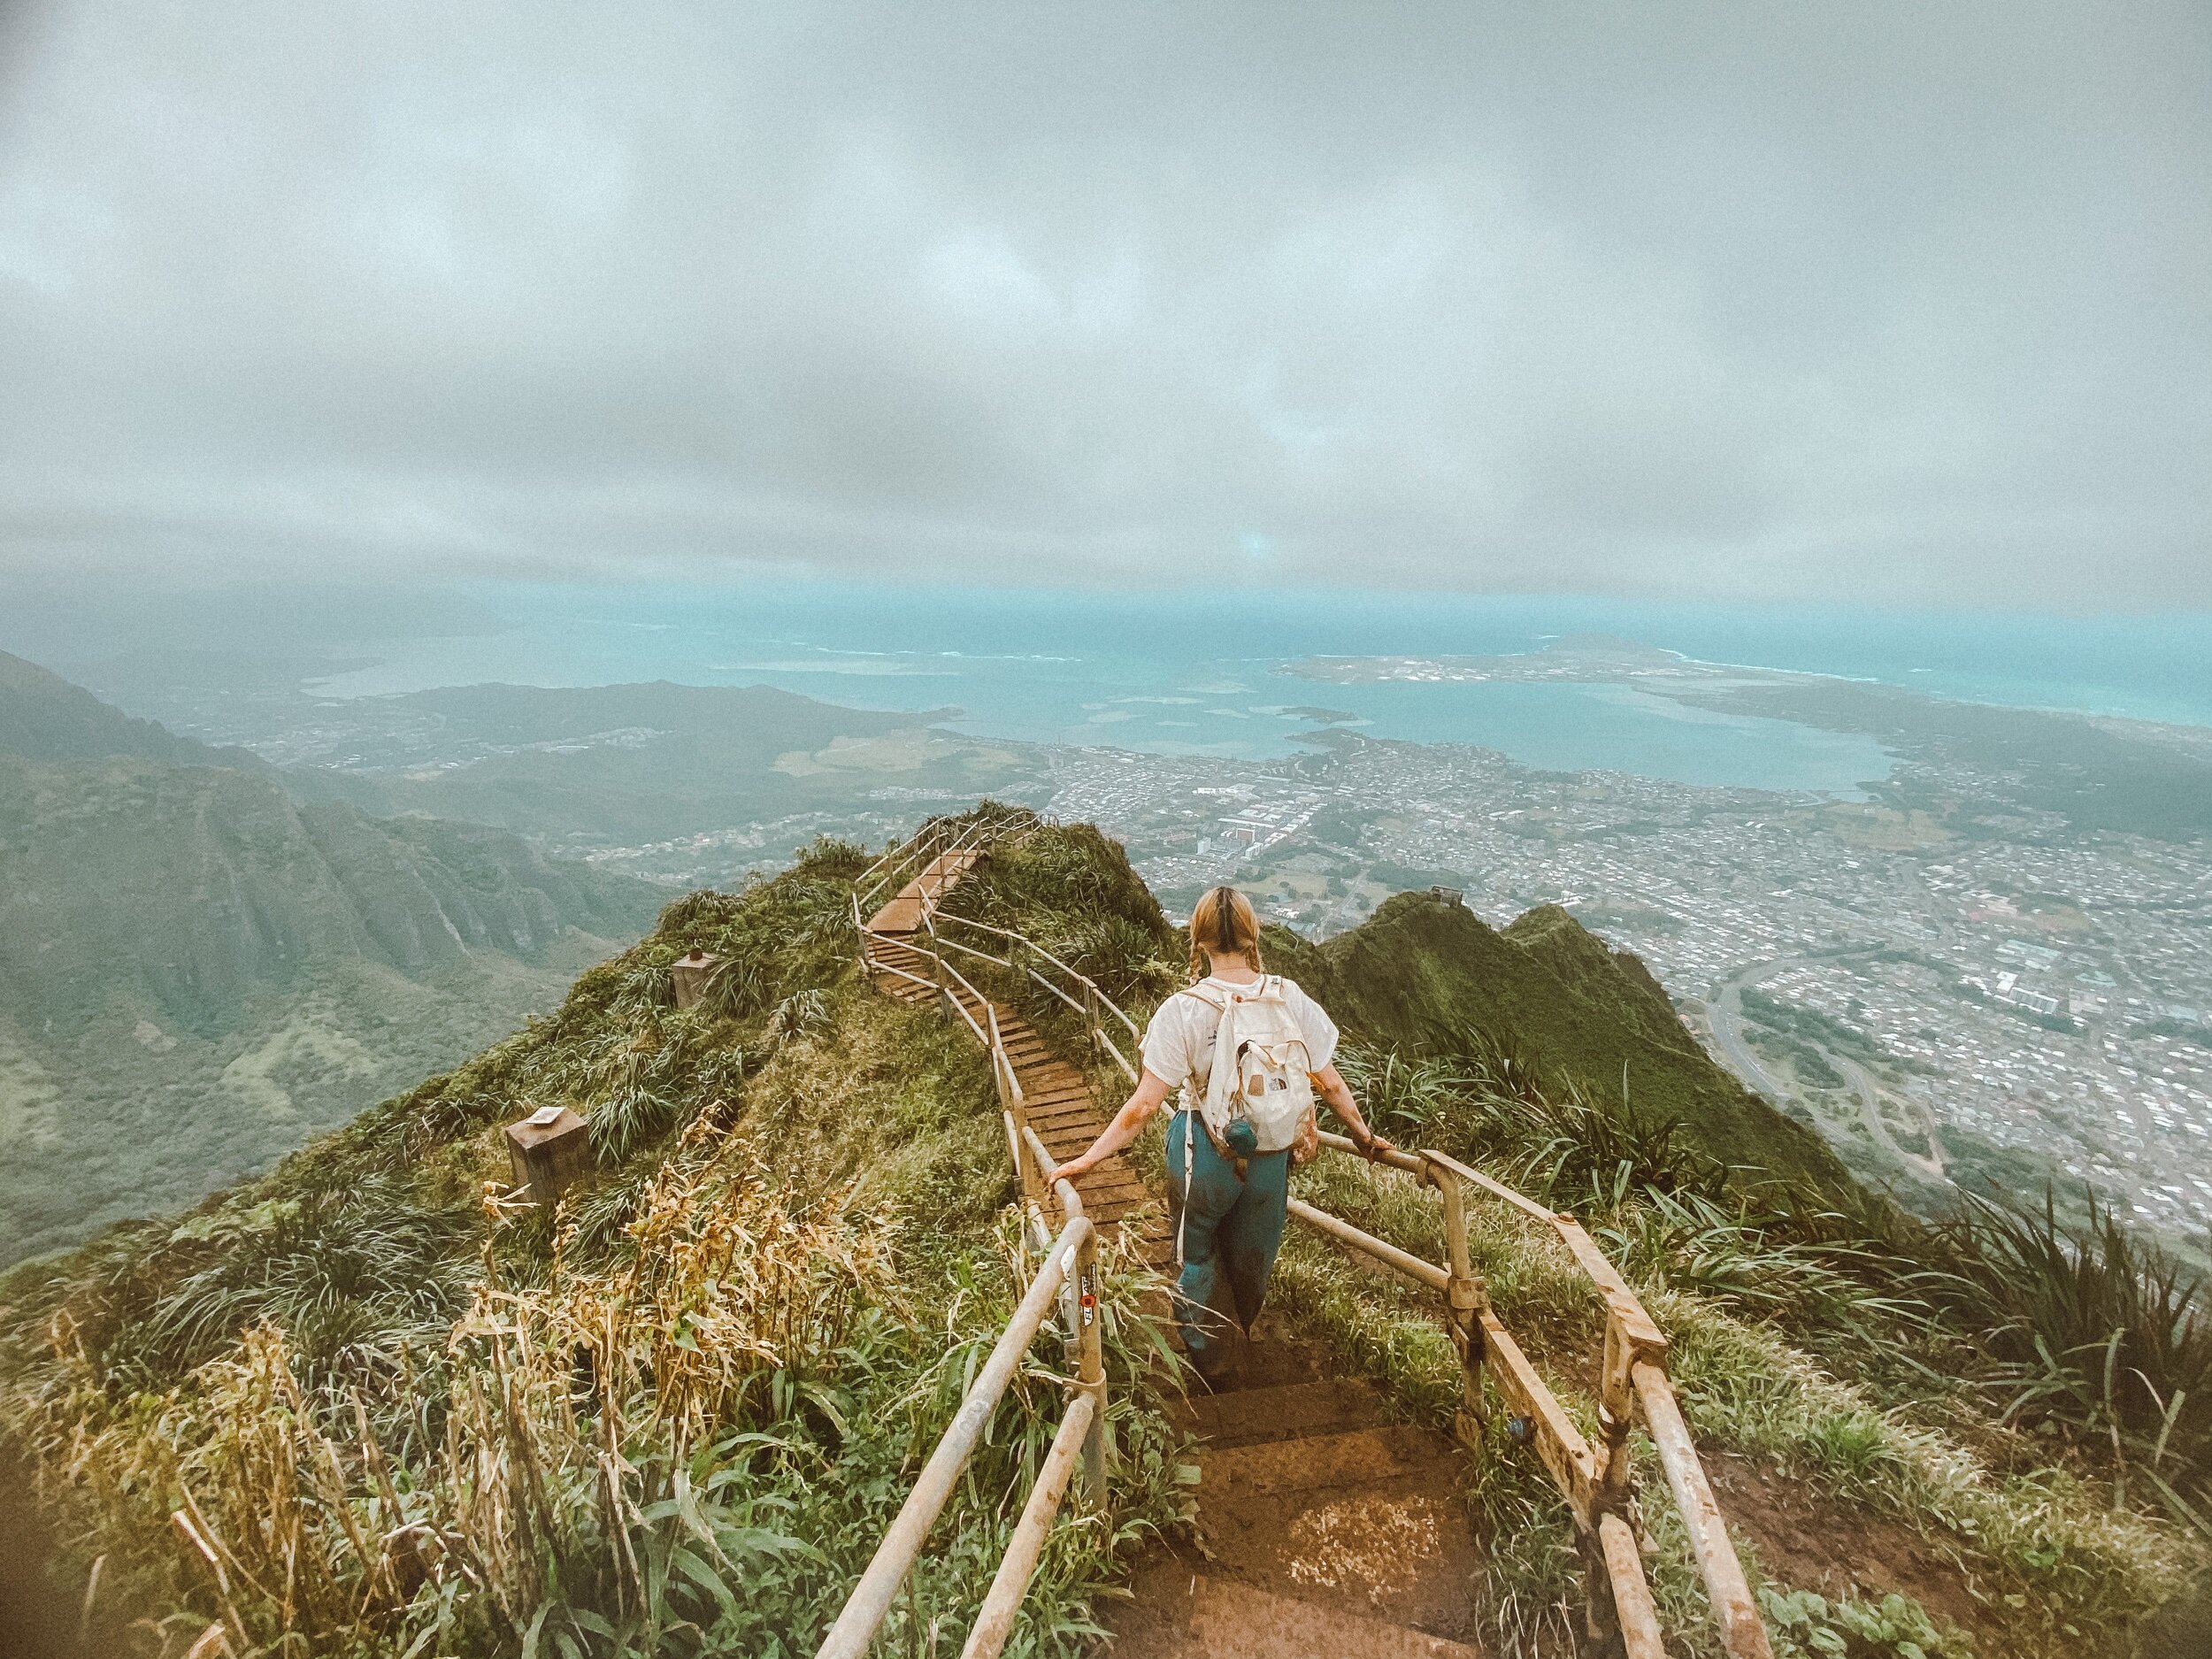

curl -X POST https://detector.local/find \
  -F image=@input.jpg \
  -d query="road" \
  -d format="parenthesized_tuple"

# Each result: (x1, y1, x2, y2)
(1706, 959, 1800, 1102)
(1824, 1045, 1947, 1182)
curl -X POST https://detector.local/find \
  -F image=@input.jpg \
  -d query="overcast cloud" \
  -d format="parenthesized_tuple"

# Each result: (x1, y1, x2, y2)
(0, 1, 2204, 604)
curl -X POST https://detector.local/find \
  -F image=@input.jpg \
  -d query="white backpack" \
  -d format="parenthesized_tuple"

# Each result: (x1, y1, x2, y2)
(1186, 977, 1315, 1156)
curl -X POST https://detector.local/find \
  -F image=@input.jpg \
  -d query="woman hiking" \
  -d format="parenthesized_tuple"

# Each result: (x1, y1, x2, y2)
(1045, 885, 1391, 1379)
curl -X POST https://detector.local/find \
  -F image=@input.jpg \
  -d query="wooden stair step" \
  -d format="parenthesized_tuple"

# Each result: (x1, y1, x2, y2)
(1036, 1133, 1108, 1155)
(1170, 1379, 1384, 1448)
(1087, 1200, 1159, 1224)
(1018, 1079, 1088, 1106)
(1076, 1179, 1148, 1203)
(1167, 1573, 1483, 1659)
(1198, 1425, 1432, 1498)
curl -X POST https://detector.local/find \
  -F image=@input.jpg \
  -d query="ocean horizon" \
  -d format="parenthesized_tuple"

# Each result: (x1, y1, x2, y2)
(298, 583, 2212, 795)
(19, 580, 2212, 797)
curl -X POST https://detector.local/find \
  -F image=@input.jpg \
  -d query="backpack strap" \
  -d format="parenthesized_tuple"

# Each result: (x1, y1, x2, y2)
(1169, 986, 1228, 1104)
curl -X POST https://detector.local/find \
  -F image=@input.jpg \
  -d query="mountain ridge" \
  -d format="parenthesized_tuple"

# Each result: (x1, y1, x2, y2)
(0, 647, 242, 767)
(1267, 887, 1849, 1188)
(0, 811, 2195, 1659)
(0, 657, 669, 1262)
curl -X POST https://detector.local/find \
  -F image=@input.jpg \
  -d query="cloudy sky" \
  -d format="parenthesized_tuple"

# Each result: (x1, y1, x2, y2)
(0, 1, 2204, 605)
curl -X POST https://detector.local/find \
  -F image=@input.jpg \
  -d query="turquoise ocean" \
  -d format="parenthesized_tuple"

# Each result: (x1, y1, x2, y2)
(297, 585, 2212, 798)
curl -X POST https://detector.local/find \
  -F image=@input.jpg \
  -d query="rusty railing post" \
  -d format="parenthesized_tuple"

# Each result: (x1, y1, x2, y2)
(995, 1010, 1041, 1210)
(1425, 1156, 1489, 1446)
(1074, 1223, 1109, 1505)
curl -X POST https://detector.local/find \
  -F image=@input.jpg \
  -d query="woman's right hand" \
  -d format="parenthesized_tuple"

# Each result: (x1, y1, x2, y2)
(1045, 1161, 1084, 1188)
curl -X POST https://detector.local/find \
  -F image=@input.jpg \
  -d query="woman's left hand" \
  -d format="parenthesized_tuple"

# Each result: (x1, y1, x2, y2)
(1358, 1132, 1394, 1159)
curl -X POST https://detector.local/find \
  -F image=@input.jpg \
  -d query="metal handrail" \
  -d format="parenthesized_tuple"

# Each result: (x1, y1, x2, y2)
(1292, 1129, 1773, 1659)
(923, 913, 1142, 1086)
(813, 1212, 1094, 1659)
(862, 911, 1141, 1091)
(930, 910, 1144, 1048)
(958, 1390, 1095, 1659)
(855, 807, 1036, 920)
(823, 813, 1110, 1659)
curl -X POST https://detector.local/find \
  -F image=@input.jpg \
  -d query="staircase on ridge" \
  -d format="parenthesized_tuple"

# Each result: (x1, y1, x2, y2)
(863, 843, 1169, 1268)
(859, 843, 1486, 1656)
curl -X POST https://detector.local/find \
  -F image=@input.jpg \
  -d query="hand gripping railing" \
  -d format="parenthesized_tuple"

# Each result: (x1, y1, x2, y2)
(1287, 1132, 1773, 1659)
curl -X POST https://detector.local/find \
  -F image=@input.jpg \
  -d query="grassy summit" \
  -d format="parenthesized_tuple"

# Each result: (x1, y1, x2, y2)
(0, 810, 2204, 1658)
(1267, 887, 1849, 1189)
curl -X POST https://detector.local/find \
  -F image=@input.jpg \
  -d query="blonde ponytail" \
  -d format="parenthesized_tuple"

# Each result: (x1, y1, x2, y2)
(1187, 885, 1263, 983)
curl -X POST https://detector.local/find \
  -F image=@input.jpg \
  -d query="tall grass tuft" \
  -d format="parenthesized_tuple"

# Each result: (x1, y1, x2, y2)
(1920, 1191, 2211, 1525)
(0, 833, 1197, 1656)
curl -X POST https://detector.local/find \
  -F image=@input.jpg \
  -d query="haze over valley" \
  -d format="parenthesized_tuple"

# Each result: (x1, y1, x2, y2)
(12, 595, 2208, 1258)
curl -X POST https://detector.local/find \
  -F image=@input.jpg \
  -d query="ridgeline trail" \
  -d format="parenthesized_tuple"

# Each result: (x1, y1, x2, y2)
(833, 812, 1771, 1659)
(864, 841, 1486, 1655)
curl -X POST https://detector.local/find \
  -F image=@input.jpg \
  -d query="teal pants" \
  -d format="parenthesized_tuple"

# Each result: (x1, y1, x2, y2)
(1166, 1111, 1290, 1372)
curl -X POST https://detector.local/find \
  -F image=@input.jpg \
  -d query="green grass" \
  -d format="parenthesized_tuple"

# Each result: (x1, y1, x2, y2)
(0, 817, 1191, 1658)
(6, 806, 2208, 1658)
(1269, 1102, 2200, 1655)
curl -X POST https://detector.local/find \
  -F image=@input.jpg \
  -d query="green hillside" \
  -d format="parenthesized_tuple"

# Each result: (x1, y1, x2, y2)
(0, 664, 670, 1263)
(0, 648, 232, 766)
(1267, 889, 1851, 1189)
(0, 810, 2204, 1659)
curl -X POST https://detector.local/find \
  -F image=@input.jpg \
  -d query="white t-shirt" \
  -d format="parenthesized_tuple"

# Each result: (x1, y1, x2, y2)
(1141, 974, 1340, 1103)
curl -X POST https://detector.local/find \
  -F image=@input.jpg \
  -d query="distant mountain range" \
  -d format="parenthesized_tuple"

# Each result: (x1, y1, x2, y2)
(0, 651, 666, 1263)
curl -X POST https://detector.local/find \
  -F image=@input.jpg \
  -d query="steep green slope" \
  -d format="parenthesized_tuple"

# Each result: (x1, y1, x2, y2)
(0, 833, 1185, 1659)
(0, 648, 229, 765)
(1, 809, 2200, 1659)
(1265, 887, 1849, 1189)
(0, 657, 673, 1263)
(0, 748, 665, 1263)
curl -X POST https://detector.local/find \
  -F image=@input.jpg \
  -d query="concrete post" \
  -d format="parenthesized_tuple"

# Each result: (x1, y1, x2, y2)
(670, 950, 718, 1010)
